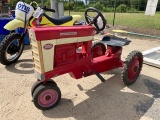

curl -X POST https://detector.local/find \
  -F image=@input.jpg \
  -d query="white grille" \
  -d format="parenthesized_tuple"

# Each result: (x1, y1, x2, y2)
(29, 29, 44, 73)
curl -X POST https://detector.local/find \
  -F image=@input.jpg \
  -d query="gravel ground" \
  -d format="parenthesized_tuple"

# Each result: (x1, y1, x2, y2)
(0, 35, 160, 120)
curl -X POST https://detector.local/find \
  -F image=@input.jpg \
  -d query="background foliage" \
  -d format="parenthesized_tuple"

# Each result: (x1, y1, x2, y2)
(9, 0, 160, 12)
(9, 0, 160, 31)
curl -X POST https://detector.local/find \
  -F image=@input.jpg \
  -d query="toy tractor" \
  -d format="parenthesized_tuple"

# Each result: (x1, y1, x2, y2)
(29, 8, 143, 110)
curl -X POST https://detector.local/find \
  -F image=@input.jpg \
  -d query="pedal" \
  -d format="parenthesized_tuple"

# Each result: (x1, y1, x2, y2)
(94, 72, 105, 82)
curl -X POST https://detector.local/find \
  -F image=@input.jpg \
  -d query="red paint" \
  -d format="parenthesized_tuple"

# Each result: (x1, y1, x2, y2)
(31, 26, 95, 41)
(128, 57, 141, 81)
(41, 43, 123, 81)
(54, 43, 76, 66)
(43, 43, 53, 50)
(31, 26, 124, 82)
(38, 89, 58, 107)
(92, 45, 104, 58)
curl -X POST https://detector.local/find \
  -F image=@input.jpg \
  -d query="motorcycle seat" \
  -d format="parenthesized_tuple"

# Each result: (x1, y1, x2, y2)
(43, 14, 73, 25)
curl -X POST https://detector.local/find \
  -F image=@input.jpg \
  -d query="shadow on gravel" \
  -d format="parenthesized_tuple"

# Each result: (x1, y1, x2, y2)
(24, 45, 31, 51)
(42, 71, 160, 120)
(5, 59, 34, 74)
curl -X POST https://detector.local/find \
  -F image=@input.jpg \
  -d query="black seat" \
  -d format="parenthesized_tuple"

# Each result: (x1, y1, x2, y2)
(43, 14, 73, 25)
(101, 35, 131, 47)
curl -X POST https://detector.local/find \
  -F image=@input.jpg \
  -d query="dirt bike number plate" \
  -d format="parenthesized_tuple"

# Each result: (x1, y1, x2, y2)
(33, 7, 43, 18)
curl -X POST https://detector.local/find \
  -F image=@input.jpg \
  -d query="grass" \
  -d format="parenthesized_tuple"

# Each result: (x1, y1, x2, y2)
(64, 11, 160, 30)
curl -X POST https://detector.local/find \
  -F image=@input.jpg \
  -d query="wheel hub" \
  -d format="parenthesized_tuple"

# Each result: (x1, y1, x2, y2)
(128, 58, 140, 81)
(38, 89, 58, 107)
(134, 66, 139, 72)
(45, 95, 52, 101)
(7, 44, 19, 54)
(5, 38, 23, 62)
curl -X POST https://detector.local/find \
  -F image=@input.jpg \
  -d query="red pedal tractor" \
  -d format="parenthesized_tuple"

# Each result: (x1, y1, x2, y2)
(29, 8, 143, 110)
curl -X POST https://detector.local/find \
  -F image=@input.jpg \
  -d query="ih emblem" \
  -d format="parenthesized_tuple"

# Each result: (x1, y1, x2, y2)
(43, 43, 53, 50)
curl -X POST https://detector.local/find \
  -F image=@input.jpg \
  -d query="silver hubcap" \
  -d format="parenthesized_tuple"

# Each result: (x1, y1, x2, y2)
(5, 39, 23, 61)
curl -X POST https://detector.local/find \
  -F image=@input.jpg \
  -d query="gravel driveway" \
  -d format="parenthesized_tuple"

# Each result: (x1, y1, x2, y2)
(0, 36, 160, 120)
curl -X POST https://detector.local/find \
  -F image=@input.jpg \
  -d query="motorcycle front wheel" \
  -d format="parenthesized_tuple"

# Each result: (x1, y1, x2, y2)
(0, 33, 24, 65)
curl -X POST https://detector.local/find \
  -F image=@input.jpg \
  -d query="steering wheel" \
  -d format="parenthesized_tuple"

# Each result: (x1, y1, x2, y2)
(30, 1, 39, 10)
(85, 7, 106, 33)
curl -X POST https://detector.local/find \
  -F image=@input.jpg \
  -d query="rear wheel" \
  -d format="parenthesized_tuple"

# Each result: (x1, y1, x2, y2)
(0, 33, 24, 65)
(121, 51, 143, 86)
(91, 42, 106, 58)
(33, 83, 61, 110)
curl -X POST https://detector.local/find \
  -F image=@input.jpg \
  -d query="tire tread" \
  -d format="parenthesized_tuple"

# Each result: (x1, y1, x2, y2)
(0, 33, 24, 65)
(121, 50, 143, 86)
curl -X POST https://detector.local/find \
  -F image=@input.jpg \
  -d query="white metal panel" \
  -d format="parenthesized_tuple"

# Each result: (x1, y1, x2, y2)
(77, 36, 94, 42)
(143, 46, 160, 68)
(56, 37, 77, 45)
(145, 0, 158, 16)
(41, 40, 57, 72)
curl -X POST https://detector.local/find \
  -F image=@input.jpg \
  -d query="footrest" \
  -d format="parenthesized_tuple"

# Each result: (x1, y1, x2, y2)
(101, 35, 131, 47)
(94, 72, 105, 82)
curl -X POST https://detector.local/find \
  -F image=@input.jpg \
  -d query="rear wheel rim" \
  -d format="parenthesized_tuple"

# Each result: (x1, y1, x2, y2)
(92, 46, 104, 57)
(38, 89, 58, 107)
(128, 57, 140, 81)
(5, 39, 23, 61)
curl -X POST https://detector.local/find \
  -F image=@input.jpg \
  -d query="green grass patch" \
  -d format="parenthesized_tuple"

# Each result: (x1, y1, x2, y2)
(64, 11, 160, 30)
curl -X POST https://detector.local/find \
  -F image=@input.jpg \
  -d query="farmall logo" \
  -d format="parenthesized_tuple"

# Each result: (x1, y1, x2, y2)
(43, 43, 53, 50)
(60, 32, 77, 36)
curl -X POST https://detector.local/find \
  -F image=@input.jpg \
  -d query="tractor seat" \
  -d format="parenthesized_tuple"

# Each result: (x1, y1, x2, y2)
(101, 35, 131, 47)
(43, 14, 73, 25)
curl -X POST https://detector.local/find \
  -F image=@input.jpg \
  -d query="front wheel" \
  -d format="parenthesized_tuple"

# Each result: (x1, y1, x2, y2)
(121, 51, 143, 86)
(33, 84, 61, 110)
(0, 33, 24, 65)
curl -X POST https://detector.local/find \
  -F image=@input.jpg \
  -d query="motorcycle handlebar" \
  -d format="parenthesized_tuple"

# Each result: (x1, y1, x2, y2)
(42, 6, 55, 13)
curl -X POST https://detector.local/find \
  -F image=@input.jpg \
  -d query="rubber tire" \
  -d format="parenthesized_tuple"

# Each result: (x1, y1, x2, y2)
(91, 42, 106, 58)
(31, 79, 57, 96)
(121, 51, 143, 86)
(0, 33, 24, 65)
(33, 84, 61, 110)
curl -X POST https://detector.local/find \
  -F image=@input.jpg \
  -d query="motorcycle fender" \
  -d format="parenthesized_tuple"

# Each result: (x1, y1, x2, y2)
(4, 19, 25, 31)
(72, 15, 81, 22)
(61, 15, 81, 26)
